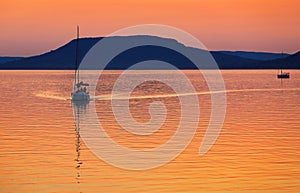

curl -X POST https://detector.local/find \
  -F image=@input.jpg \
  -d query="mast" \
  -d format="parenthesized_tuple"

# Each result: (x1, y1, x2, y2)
(76, 26, 80, 86)
(280, 51, 283, 74)
(73, 26, 80, 91)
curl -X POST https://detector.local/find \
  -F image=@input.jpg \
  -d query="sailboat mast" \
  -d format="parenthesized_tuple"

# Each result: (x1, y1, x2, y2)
(73, 26, 80, 91)
(281, 51, 283, 74)
(76, 26, 80, 85)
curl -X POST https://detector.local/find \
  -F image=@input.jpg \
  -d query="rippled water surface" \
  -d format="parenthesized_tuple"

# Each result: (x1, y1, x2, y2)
(0, 70, 299, 192)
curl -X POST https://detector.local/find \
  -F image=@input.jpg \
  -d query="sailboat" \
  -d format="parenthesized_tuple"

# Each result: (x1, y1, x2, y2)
(277, 52, 290, 79)
(71, 26, 90, 101)
(277, 69, 290, 79)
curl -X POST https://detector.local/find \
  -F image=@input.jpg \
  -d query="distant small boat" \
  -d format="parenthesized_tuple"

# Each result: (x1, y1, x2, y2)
(71, 26, 90, 101)
(277, 72, 290, 79)
(277, 53, 290, 79)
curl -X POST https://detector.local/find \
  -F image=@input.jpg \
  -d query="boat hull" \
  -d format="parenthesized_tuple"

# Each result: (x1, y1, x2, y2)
(277, 74, 290, 79)
(71, 91, 90, 101)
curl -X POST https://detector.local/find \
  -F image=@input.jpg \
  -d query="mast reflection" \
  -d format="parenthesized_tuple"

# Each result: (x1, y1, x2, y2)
(72, 100, 89, 184)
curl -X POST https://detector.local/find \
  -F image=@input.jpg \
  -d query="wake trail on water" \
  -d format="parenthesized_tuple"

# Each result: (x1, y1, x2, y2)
(35, 88, 300, 101)
(94, 87, 300, 101)
(36, 92, 69, 101)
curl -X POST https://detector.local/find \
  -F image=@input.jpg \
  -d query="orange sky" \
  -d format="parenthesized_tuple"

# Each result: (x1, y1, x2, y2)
(1, 0, 300, 56)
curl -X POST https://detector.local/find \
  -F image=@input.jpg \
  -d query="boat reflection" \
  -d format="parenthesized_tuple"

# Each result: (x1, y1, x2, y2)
(72, 100, 89, 184)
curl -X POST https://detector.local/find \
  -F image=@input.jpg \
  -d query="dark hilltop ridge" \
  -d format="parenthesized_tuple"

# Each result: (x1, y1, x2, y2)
(1, 35, 299, 69)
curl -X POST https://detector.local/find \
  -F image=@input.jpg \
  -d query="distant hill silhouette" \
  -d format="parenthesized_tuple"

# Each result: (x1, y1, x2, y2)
(1, 36, 299, 69)
(261, 51, 300, 69)
(210, 51, 259, 69)
(218, 51, 290, 61)
(0, 57, 24, 64)
(1, 38, 102, 69)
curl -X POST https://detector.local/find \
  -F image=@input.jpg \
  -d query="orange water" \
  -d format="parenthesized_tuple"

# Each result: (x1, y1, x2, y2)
(0, 70, 299, 192)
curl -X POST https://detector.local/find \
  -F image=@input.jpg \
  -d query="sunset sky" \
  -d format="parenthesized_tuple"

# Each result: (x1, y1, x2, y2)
(1, 0, 300, 56)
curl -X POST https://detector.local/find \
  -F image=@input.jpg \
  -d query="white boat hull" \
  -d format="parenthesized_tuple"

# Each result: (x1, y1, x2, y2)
(72, 91, 90, 101)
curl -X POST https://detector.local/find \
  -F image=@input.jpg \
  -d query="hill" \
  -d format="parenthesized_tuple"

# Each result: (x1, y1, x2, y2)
(1, 36, 299, 69)
(218, 51, 290, 61)
(0, 57, 24, 64)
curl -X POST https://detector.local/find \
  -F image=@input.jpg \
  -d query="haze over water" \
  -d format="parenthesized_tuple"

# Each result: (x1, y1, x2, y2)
(0, 70, 299, 192)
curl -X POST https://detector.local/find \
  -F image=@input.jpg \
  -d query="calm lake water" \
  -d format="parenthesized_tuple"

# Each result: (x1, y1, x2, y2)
(0, 70, 300, 192)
